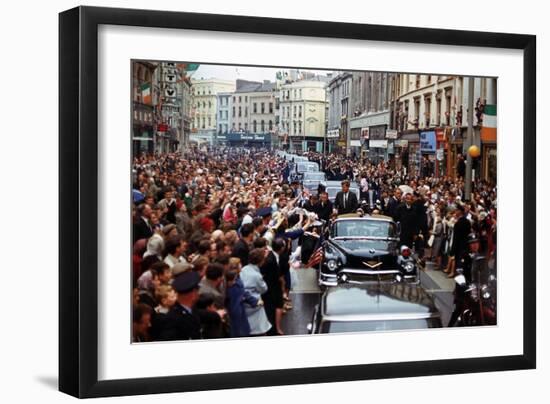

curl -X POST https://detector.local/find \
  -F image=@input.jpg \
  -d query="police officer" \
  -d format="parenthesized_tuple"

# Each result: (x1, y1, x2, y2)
(158, 271, 202, 341)
(448, 233, 483, 327)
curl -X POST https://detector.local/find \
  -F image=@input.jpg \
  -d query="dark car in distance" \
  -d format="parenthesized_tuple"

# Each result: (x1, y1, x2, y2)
(308, 282, 442, 334)
(318, 214, 418, 287)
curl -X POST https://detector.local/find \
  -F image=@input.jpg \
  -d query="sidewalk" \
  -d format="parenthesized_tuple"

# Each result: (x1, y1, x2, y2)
(420, 261, 455, 292)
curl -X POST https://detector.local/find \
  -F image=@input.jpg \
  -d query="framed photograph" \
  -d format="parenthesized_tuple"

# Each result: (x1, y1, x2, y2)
(59, 6, 536, 398)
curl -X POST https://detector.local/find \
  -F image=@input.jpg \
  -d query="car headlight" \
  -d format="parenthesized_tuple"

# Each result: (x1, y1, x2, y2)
(404, 262, 415, 273)
(327, 259, 338, 271)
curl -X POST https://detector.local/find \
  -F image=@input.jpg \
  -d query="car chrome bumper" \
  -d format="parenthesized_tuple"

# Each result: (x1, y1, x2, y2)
(319, 268, 417, 286)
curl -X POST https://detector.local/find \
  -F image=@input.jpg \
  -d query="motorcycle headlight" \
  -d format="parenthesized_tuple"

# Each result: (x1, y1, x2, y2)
(481, 284, 491, 300)
(404, 262, 415, 273)
(327, 259, 338, 271)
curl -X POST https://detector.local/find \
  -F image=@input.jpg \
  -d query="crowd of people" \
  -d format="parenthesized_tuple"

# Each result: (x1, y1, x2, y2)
(132, 147, 497, 342)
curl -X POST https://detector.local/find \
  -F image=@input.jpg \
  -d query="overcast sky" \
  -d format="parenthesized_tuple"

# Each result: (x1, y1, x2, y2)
(190, 63, 334, 82)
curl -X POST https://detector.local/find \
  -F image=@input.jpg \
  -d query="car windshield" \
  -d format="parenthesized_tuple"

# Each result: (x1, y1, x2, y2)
(321, 318, 440, 333)
(297, 163, 319, 172)
(334, 220, 395, 238)
(304, 172, 325, 181)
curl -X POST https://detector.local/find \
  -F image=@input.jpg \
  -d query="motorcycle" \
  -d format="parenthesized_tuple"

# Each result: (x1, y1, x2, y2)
(450, 255, 497, 327)
(395, 245, 419, 283)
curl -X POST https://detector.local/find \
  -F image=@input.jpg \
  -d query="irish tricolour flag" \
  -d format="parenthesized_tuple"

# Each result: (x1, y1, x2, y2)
(141, 83, 152, 105)
(481, 104, 497, 142)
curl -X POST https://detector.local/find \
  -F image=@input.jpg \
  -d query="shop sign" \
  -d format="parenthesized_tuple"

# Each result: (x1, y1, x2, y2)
(350, 140, 361, 147)
(385, 129, 398, 139)
(395, 139, 408, 147)
(327, 129, 340, 138)
(369, 139, 388, 148)
(420, 131, 436, 153)
(436, 148, 445, 161)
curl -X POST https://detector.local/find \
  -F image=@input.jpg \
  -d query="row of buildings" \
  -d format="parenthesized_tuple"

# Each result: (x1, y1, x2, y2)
(132, 61, 497, 182)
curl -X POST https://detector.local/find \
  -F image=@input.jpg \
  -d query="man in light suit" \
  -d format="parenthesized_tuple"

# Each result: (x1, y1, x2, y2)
(334, 180, 359, 215)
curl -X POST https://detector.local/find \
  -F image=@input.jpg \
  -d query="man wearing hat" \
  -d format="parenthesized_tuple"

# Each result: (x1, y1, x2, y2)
(158, 271, 202, 341)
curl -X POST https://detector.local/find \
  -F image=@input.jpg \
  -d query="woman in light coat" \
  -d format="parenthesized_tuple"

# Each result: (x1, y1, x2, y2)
(239, 248, 272, 336)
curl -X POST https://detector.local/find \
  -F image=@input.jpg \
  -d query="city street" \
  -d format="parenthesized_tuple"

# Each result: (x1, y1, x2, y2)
(130, 61, 497, 343)
(282, 263, 455, 335)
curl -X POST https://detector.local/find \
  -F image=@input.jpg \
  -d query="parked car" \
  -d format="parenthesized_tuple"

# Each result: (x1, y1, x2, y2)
(317, 214, 418, 287)
(302, 171, 327, 193)
(308, 282, 442, 334)
(324, 180, 360, 203)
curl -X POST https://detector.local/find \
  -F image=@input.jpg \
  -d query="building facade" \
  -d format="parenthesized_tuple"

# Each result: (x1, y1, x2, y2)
(327, 72, 352, 154)
(393, 74, 497, 182)
(191, 78, 235, 145)
(215, 92, 232, 145)
(279, 80, 327, 152)
(132, 61, 157, 155)
(349, 72, 395, 161)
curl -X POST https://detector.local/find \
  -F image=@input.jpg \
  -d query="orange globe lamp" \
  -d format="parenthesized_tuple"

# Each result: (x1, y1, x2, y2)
(468, 145, 480, 158)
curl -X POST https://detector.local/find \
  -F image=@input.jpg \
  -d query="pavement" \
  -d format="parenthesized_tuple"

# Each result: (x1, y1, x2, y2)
(280, 261, 456, 335)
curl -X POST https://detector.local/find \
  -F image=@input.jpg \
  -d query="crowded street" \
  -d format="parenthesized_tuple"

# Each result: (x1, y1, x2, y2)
(131, 147, 497, 341)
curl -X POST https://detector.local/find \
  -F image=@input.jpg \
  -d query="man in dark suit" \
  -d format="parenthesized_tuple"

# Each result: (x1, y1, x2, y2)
(232, 223, 254, 266)
(334, 180, 359, 215)
(158, 271, 202, 341)
(256, 238, 284, 336)
(133, 203, 154, 243)
(386, 188, 402, 220)
(317, 191, 334, 223)
(395, 193, 419, 248)
(451, 204, 472, 267)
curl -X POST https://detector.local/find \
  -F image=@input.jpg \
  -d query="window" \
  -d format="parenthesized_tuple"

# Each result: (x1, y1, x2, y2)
(239, 96, 242, 103)
(299, 89, 302, 99)
(245, 96, 248, 102)
(232, 123, 236, 131)
(238, 123, 242, 131)
(232, 107, 235, 118)
(245, 106, 248, 117)
(446, 95, 452, 125)
(261, 103, 265, 114)
(298, 121, 302, 134)
(208, 117, 211, 127)
(414, 99, 420, 127)
(261, 120, 265, 132)
(293, 121, 297, 133)
(416, 75, 421, 89)
(293, 105, 297, 118)
(253, 103, 257, 113)
(245, 122, 248, 132)
(202, 118, 205, 129)
(208, 101, 211, 109)
(253, 120, 257, 132)
(435, 96, 441, 126)
(233, 96, 236, 103)
(219, 124, 222, 133)
(269, 102, 273, 113)
(219, 111, 223, 119)
(299, 105, 302, 118)
(425, 97, 431, 127)
(239, 106, 242, 117)
(269, 120, 273, 131)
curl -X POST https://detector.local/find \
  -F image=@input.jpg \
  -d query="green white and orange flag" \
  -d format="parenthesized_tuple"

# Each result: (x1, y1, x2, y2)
(481, 104, 497, 142)
(141, 83, 152, 105)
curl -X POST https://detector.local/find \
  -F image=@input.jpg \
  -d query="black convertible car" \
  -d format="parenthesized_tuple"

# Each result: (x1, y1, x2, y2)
(318, 214, 418, 287)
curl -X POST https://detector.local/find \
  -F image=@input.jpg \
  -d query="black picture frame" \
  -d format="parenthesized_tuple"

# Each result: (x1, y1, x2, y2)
(59, 5, 536, 398)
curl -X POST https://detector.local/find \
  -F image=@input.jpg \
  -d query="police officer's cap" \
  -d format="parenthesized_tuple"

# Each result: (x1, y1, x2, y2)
(172, 271, 201, 293)
(467, 233, 480, 244)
